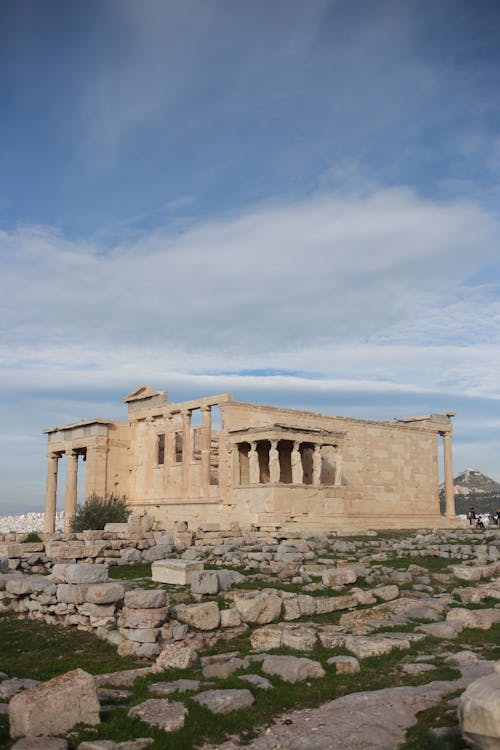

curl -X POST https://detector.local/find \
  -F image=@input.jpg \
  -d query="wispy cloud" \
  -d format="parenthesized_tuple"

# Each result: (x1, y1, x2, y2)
(1, 187, 499, 408)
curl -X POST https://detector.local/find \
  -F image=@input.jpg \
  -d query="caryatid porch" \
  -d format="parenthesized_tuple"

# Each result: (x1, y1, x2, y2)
(230, 425, 346, 488)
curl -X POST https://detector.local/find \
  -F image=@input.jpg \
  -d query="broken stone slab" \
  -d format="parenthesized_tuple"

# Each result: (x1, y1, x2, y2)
(416, 621, 463, 639)
(128, 699, 188, 732)
(250, 624, 318, 652)
(220, 608, 242, 628)
(9, 669, 100, 738)
(190, 570, 219, 595)
(446, 607, 500, 631)
(322, 567, 357, 586)
(193, 689, 255, 714)
(262, 656, 325, 683)
(171, 601, 220, 630)
(6, 576, 54, 596)
(78, 740, 153, 750)
(124, 589, 168, 609)
(117, 607, 169, 629)
(233, 591, 282, 624)
(315, 594, 358, 614)
(154, 643, 199, 671)
(151, 559, 203, 585)
(343, 635, 411, 659)
(94, 668, 153, 688)
(148, 679, 201, 696)
(327, 656, 360, 675)
(373, 585, 399, 601)
(65, 564, 109, 584)
(239, 674, 273, 690)
(12, 739, 68, 750)
(459, 668, 500, 750)
(85, 582, 125, 604)
(202, 658, 248, 679)
(118, 627, 160, 644)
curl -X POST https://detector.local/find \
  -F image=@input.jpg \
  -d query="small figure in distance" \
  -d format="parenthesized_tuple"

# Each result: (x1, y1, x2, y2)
(467, 506, 476, 525)
(476, 515, 484, 529)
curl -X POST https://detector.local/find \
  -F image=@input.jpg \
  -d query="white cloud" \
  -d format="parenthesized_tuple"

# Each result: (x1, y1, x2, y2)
(1, 188, 498, 359)
(1, 186, 500, 510)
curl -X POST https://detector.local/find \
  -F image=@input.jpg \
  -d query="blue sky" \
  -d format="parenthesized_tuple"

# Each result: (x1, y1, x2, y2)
(1, 0, 500, 513)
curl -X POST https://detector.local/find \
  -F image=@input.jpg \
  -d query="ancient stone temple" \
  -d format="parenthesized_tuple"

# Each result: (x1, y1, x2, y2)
(43, 386, 457, 533)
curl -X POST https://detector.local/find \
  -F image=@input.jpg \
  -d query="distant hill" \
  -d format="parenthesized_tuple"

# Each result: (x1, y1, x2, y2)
(440, 468, 500, 515)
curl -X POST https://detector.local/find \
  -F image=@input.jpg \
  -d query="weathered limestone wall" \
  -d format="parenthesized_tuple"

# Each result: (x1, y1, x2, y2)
(220, 402, 445, 530)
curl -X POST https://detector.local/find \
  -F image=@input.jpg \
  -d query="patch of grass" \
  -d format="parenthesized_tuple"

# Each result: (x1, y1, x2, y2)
(0, 613, 145, 681)
(109, 562, 152, 580)
(454, 622, 500, 660)
(22, 532, 43, 543)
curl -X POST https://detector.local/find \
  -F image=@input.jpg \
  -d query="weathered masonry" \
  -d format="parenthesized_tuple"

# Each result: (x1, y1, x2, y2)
(43, 385, 458, 533)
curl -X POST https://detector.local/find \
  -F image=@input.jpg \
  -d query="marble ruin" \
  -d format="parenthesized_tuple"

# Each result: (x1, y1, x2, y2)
(43, 385, 458, 533)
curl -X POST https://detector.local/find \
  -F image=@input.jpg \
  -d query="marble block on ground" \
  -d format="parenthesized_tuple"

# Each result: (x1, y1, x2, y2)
(151, 559, 204, 585)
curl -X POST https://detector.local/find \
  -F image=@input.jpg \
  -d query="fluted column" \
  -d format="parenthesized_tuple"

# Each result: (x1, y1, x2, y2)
(201, 406, 211, 497)
(181, 409, 192, 497)
(64, 449, 79, 532)
(442, 432, 455, 518)
(312, 444, 322, 485)
(44, 453, 59, 533)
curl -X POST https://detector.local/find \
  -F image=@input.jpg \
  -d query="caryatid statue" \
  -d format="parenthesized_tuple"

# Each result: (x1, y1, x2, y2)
(312, 444, 322, 485)
(249, 441, 260, 484)
(291, 441, 303, 484)
(269, 439, 280, 483)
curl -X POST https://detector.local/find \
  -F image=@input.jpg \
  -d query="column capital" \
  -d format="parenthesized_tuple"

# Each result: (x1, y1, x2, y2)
(66, 448, 79, 458)
(200, 404, 211, 414)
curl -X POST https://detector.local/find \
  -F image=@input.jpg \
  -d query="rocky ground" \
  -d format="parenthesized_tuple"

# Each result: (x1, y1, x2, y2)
(0, 525, 499, 749)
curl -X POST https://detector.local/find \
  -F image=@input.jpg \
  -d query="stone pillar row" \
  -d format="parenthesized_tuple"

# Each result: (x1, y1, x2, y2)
(44, 449, 80, 534)
(161, 406, 213, 499)
(243, 440, 343, 486)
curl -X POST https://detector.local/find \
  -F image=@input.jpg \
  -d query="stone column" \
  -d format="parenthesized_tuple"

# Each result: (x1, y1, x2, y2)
(181, 409, 192, 497)
(164, 413, 175, 494)
(64, 449, 79, 533)
(249, 441, 260, 484)
(312, 444, 322, 485)
(44, 453, 59, 533)
(269, 439, 280, 483)
(291, 441, 303, 484)
(442, 432, 455, 518)
(201, 406, 212, 497)
(334, 446, 343, 487)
